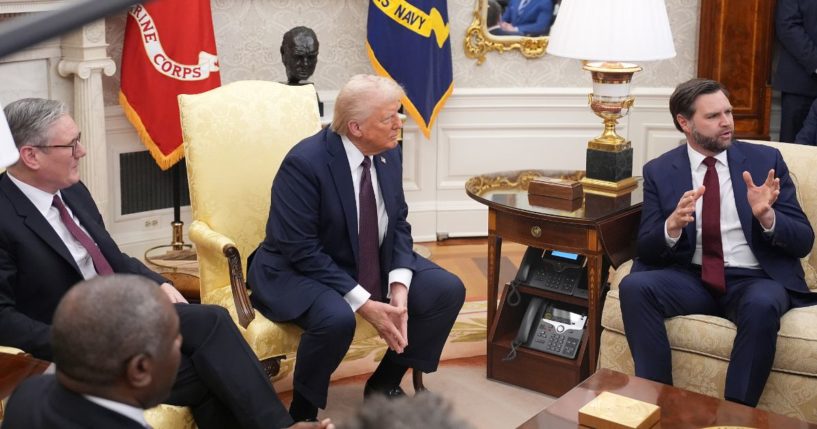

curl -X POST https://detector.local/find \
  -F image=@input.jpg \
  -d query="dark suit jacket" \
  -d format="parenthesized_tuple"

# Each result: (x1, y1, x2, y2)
(0, 174, 166, 360)
(248, 128, 416, 321)
(3, 375, 147, 429)
(773, 0, 817, 96)
(795, 98, 817, 145)
(501, 0, 553, 35)
(635, 141, 814, 293)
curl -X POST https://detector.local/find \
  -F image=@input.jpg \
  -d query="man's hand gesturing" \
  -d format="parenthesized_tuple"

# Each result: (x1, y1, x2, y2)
(743, 169, 779, 229)
(666, 186, 705, 239)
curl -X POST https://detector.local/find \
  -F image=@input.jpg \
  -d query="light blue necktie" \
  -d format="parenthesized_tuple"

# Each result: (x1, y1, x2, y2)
(518, 0, 531, 11)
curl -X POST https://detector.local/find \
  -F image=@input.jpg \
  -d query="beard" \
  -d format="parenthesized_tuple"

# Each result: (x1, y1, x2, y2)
(691, 125, 733, 154)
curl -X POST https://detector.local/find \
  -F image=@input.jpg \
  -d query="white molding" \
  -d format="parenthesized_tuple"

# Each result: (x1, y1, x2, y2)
(0, 0, 71, 14)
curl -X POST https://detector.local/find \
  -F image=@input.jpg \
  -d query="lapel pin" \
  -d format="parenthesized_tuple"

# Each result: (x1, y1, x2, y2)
(380, 156, 386, 164)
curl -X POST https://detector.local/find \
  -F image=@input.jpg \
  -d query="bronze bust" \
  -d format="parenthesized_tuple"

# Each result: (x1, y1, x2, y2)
(280, 26, 319, 85)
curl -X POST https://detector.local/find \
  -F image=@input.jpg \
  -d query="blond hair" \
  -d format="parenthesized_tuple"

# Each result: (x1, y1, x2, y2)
(331, 74, 405, 136)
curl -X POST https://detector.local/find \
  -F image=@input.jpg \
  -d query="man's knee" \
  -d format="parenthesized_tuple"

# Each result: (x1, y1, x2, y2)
(312, 305, 356, 341)
(619, 272, 650, 303)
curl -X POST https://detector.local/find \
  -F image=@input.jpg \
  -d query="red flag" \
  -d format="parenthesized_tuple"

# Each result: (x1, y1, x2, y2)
(119, 1, 220, 170)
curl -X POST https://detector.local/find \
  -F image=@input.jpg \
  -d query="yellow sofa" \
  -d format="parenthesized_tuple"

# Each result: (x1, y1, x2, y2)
(598, 140, 817, 422)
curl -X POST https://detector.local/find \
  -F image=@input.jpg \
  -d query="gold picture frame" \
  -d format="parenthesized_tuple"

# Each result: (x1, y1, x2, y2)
(464, 0, 549, 65)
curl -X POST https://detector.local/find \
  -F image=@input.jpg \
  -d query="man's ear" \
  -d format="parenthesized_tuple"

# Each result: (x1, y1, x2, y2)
(17, 146, 40, 170)
(125, 354, 153, 389)
(677, 114, 691, 134)
(348, 121, 362, 138)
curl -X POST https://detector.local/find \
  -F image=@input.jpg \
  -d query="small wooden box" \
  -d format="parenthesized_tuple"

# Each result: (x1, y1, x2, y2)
(528, 177, 583, 200)
(528, 193, 582, 212)
(578, 391, 660, 429)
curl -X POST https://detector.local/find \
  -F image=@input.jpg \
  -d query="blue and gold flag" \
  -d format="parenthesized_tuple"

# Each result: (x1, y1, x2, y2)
(367, 0, 453, 139)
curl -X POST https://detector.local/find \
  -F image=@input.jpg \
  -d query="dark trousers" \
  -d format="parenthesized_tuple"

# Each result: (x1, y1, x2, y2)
(780, 92, 817, 143)
(619, 266, 790, 407)
(291, 256, 465, 409)
(166, 304, 293, 429)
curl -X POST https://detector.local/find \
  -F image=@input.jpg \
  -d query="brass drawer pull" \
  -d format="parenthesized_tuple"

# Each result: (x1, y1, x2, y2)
(530, 226, 542, 238)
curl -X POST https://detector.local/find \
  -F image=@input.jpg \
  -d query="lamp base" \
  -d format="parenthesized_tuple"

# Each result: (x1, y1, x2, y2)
(586, 145, 633, 178)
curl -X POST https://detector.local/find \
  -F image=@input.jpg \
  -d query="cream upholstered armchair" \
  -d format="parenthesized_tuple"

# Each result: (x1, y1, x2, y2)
(599, 140, 817, 423)
(178, 81, 424, 389)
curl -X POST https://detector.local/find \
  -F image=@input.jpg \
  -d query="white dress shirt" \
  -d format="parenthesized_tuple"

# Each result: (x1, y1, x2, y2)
(341, 135, 413, 311)
(7, 172, 98, 279)
(84, 395, 150, 427)
(664, 145, 775, 269)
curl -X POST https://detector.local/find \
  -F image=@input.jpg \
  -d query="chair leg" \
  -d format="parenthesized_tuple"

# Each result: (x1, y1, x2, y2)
(412, 368, 425, 393)
(260, 355, 284, 381)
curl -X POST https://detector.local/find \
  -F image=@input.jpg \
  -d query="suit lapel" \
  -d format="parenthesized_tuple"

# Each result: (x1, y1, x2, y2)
(727, 142, 753, 243)
(325, 130, 361, 262)
(373, 153, 397, 227)
(670, 146, 697, 251)
(0, 175, 81, 275)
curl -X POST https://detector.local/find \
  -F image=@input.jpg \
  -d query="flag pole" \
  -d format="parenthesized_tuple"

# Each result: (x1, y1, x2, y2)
(144, 162, 195, 267)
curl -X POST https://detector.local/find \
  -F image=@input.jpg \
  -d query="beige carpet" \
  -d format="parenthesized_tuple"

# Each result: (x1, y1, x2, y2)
(284, 355, 555, 429)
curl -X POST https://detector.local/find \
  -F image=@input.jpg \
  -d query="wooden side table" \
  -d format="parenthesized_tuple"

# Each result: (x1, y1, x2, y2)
(466, 170, 642, 396)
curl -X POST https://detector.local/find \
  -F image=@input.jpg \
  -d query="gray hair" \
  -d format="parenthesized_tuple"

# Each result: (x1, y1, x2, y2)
(331, 74, 405, 137)
(3, 98, 68, 149)
(52, 274, 174, 385)
(341, 392, 473, 429)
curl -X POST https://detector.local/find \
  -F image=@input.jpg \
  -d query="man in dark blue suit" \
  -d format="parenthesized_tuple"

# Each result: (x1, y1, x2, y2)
(773, 0, 817, 142)
(499, 0, 554, 36)
(620, 79, 815, 407)
(248, 74, 465, 422)
(795, 98, 817, 145)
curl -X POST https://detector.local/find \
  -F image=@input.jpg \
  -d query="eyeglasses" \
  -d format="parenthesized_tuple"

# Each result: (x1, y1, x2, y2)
(31, 133, 81, 157)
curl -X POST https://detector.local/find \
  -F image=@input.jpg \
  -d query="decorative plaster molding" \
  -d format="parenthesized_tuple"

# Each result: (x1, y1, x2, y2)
(58, 57, 115, 79)
(0, 0, 71, 14)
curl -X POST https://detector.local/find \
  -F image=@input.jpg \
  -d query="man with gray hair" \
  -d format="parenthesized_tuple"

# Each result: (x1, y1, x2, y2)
(3, 274, 182, 428)
(0, 98, 332, 429)
(248, 74, 465, 422)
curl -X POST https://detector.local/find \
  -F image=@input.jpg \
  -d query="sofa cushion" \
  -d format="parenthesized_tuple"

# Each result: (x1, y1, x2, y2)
(602, 289, 817, 377)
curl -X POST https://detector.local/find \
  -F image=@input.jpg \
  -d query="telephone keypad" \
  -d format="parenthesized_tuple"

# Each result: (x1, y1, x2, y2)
(527, 319, 584, 359)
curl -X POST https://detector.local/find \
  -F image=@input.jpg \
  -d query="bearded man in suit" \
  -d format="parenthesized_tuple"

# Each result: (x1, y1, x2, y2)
(619, 79, 815, 407)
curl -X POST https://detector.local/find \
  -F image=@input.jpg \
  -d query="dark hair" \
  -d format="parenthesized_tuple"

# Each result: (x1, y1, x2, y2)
(487, 0, 501, 27)
(52, 275, 174, 385)
(669, 79, 729, 132)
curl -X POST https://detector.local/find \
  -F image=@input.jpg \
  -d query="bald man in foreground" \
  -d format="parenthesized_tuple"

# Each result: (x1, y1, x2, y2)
(2, 274, 333, 429)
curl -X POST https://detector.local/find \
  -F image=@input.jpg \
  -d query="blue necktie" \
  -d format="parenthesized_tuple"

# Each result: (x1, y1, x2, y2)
(519, 0, 531, 11)
(358, 157, 382, 301)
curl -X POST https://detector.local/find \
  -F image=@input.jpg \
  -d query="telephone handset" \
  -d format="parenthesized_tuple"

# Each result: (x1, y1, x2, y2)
(514, 247, 588, 298)
(504, 296, 587, 361)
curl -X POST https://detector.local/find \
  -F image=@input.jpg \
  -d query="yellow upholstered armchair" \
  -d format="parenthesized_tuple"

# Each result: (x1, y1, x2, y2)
(599, 140, 817, 423)
(179, 80, 424, 389)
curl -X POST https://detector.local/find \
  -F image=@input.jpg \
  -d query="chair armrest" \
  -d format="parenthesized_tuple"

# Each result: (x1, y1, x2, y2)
(608, 259, 634, 291)
(188, 220, 255, 328)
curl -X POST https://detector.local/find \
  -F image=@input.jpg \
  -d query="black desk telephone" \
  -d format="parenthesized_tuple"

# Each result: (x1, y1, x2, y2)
(506, 297, 587, 360)
(515, 247, 588, 298)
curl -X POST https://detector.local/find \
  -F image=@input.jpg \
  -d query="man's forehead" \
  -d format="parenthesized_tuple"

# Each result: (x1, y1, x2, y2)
(693, 92, 731, 114)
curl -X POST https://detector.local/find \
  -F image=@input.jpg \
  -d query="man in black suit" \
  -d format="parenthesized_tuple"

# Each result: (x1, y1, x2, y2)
(3, 275, 184, 428)
(773, 0, 817, 142)
(0, 98, 331, 429)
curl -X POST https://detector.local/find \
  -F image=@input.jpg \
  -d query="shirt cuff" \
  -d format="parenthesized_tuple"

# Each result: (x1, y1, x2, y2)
(343, 285, 371, 312)
(387, 268, 413, 299)
(761, 211, 776, 236)
(664, 219, 680, 247)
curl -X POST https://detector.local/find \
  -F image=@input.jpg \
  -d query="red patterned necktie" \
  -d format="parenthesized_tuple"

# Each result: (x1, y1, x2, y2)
(701, 157, 725, 294)
(52, 195, 114, 276)
(358, 157, 382, 301)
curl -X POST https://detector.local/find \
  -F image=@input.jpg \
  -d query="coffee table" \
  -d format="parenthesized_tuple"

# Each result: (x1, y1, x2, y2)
(518, 368, 817, 428)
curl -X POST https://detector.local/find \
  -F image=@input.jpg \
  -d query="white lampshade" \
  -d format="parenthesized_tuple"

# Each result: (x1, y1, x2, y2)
(547, 0, 676, 62)
(0, 103, 19, 168)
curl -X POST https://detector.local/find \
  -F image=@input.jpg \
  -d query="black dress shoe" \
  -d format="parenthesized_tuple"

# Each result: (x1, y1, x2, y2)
(363, 382, 407, 399)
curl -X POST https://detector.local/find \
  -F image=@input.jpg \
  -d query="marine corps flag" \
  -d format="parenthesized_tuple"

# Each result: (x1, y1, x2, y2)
(367, 0, 453, 139)
(119, 1, 220, 170)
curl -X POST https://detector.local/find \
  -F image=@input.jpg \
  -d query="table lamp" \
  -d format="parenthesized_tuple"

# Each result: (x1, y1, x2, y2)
(547, 0, 676, 195)
(0, 104, 19, 168)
